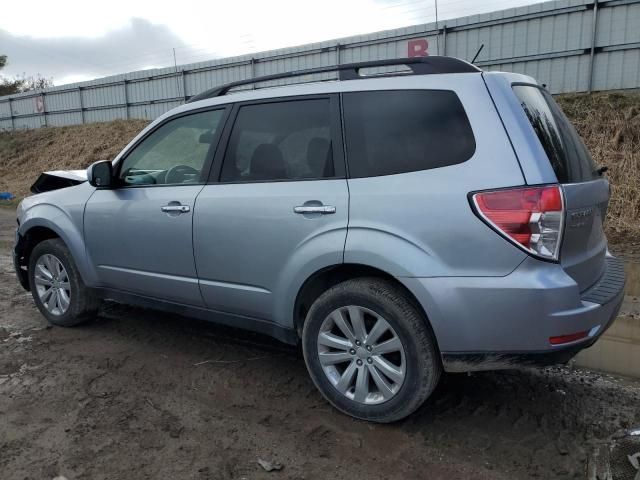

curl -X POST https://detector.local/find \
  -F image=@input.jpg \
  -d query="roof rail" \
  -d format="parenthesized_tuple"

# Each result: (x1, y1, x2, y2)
(186, 56, 480, 103)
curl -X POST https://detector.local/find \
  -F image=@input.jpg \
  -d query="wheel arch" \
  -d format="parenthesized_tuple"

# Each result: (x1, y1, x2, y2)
(14, 225, 61, 291)
(17, 211, 96, 287)
(293, 263, 441, 352)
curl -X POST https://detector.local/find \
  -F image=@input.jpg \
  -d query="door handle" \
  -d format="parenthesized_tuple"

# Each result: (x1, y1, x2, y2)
(161, 204, 190, 213)
(293, 205, 336, 214)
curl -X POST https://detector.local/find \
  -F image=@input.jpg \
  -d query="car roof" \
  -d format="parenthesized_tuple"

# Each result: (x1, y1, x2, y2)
(171, 71, 482, 112)
(187, 56, 480, 103)
(111, 69, 488, 165)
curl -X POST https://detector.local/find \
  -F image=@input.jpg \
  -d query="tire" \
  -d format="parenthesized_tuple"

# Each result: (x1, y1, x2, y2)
(28, 238, 99, 327)
(302, 277, 442, 423)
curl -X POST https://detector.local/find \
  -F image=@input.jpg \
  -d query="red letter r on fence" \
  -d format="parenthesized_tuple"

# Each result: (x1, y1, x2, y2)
(408, 39, 429, 57)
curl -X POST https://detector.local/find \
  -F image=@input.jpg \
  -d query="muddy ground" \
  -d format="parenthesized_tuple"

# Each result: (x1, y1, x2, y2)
(1, 207, 639, 480)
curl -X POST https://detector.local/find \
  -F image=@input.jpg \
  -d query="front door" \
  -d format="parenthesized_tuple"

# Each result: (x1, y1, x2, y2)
(193, 96, 349, 322)
(85, 108, 227, 305)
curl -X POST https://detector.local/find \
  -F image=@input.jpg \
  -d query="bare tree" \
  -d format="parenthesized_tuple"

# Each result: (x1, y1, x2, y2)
(20, 75, 54, 91)
(0, 56, 54, 96)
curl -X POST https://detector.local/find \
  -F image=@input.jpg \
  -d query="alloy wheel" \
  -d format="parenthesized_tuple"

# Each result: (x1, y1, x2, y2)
(34, 254, 71, 316)
(317, 305, 406, 405)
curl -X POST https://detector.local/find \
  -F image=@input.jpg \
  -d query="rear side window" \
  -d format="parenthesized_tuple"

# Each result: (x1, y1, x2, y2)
(342, 90, 475, 178)
(513, 85, 597, 183)
(220, 99, 335, 182)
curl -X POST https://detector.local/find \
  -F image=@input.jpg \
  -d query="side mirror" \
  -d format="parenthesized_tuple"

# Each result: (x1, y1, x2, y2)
(87, 160, 114, 188)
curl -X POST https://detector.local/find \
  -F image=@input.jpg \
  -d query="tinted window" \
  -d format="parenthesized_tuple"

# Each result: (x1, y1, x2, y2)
(342, 90, 475, 178)
(220, 99, 334, 182)
(119, 109, 225, 186)
(513, 85, 597, 183)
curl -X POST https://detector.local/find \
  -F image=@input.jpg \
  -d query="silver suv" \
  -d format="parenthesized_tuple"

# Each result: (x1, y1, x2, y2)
(13, 57, 625, 422)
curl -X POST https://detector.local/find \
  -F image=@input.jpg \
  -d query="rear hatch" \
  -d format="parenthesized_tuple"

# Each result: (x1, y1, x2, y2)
(512, 85, 608, 292)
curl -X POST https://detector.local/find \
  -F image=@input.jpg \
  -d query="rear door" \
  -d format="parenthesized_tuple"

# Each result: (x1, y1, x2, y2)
(193, 95, 348, 322)
(511, 84, 608, 291)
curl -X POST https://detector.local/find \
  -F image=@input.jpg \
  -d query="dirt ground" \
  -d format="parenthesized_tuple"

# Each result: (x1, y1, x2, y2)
(1, 208, 639, 480)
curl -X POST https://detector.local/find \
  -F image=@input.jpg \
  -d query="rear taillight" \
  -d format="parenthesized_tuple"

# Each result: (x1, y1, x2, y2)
(472, 185, 564, 261)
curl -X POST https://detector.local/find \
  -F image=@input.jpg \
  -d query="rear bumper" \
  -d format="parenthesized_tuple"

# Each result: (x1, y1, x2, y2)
(399, 254, 625, 372)
(440, 298, 621, 372)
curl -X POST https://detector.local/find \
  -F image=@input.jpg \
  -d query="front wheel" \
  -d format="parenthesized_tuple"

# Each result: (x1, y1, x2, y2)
(302, 277, 441, 423)
(28, 238, 99, 327)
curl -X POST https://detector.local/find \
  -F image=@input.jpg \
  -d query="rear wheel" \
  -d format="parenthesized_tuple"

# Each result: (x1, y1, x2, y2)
(302, 277, 441, 422)
(29, 238, 99, 326)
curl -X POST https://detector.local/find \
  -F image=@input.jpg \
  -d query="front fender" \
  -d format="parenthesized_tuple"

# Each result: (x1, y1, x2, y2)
(18, 203, 98, 286)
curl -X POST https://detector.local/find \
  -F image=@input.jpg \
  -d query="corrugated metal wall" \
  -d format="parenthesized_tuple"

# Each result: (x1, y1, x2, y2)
(1, 0, 639, 131)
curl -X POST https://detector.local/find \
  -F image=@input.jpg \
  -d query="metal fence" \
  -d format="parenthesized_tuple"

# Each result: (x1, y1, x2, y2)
(1, 0, 639, 131)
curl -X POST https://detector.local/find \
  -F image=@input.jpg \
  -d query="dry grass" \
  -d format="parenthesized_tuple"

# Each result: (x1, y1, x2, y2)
(0, 94, 638, 240)
(0, 120, 148, 199)
(558, 92, 640, 244)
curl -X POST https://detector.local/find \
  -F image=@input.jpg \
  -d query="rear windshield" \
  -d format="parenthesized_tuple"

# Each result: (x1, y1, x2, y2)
(513, 85, 597, 183)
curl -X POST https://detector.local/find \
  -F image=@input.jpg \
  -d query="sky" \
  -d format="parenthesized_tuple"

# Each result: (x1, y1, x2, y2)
(1, 0, 548, 86)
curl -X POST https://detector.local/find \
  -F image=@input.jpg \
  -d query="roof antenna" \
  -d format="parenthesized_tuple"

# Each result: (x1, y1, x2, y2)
(471, 44, 485, 64)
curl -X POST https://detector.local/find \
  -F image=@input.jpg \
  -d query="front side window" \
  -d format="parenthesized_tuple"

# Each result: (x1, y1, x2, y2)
(119, 109, 225, 186)
(342, 90, 475, 178)
(220, 99, 335, 182)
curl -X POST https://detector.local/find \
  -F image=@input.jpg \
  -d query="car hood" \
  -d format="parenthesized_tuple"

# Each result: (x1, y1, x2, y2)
(30, 169, 88, 194)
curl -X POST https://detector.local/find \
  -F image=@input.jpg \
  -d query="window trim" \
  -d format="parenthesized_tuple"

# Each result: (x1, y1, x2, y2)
(340, 89, 476, 179)
(207, 93, 346, 185)
(113, 105, 232, 189)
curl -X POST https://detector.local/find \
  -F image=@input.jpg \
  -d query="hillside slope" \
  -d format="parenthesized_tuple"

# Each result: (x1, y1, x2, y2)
(0, 120, 148, 199)
(557, 93, 640, 243)
(0, 93, 638, 241)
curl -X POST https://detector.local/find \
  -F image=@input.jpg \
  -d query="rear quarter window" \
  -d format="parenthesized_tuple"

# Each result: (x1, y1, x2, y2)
(342, 90, 476, 178)
(512, 85, 597, 183)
